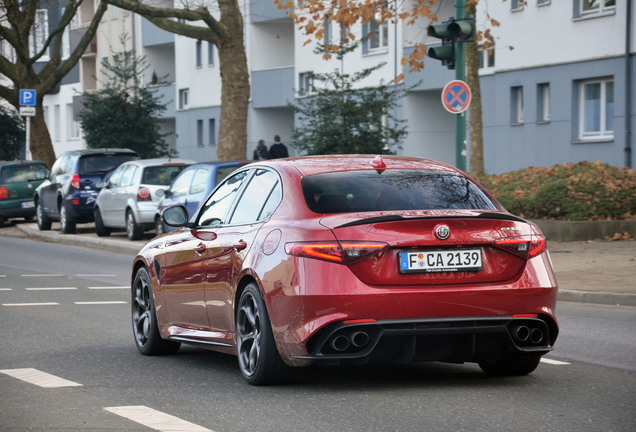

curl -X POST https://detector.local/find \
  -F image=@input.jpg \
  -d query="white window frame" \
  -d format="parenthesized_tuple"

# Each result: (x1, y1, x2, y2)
(511, 0, 524, 12)
(363, 5, 389, 54)
(195, 40, 202, 68)
(209, 118, 216, 146)
(207, 42, 214, 66)
(66, 104, 80, 140)
(197, 119, 204, 147)
(580, 0, 615, 17)
(30, 9, 50, 60)
(478, 44, 495, 70)
(178, 88, 189, 109)
(298, 72, 313, 95)
(511, 86, 524, 125)
(579, 78, 614, 140)
(537, 83, 550, 123)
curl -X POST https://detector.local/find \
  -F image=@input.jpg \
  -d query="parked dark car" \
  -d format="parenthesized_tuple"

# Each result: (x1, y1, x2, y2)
(155, 160, 251, 234)
(0, 160, 50, 228)
(35, 149, 139, 233)
(132, 155, 558, 385)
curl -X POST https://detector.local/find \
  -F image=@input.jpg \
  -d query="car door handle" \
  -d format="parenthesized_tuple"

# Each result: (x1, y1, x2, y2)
(195, 243, 207, 254)
(234, 240, 247, 251)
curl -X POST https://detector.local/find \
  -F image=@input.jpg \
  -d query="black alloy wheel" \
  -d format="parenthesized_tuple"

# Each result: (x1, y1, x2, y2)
(131, 266, 180, 355)
(236, 283, 294, 385)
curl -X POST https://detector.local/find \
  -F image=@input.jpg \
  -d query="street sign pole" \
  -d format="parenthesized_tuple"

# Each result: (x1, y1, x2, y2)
(455, 0, 467, 172)
(25, 117, 31, 160)
(19, 89, 36, 161)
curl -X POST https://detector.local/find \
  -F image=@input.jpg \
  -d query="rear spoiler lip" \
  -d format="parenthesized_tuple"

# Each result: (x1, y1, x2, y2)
(335, 211, 527, 229)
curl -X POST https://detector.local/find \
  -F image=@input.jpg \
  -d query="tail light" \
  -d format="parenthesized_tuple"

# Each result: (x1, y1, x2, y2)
(285, 241, 388, 264)
(494, 234, 546, 259)
(0, 187, 8, 200)
(137, 187, 151, 201)
(70, 173, 80, 189)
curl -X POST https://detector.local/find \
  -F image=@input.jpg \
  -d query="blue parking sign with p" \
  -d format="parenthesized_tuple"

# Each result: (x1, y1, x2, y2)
(20, 89, 36, 106)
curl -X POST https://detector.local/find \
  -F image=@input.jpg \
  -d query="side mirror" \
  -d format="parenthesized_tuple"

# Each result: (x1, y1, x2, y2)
(161, 205, 189, 227)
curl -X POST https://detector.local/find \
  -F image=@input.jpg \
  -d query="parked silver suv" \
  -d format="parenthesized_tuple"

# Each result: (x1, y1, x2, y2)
(94, 158, 194, 240)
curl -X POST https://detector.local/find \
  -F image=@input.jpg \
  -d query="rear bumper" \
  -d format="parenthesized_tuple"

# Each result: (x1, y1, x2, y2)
(64, 192, 98, 222)
(0, 200, 36, 218)
(292, 316, 555, 365)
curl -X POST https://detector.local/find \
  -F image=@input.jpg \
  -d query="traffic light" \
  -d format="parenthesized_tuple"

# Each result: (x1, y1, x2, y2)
(427, 18, 476, 69)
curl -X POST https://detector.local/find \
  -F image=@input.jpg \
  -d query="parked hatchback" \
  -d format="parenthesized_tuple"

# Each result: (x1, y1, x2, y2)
(155, 160, 251, 234)
(0, 160, 50, 228)
(94, 158, 194, 240)
(35, 149, 139, 233)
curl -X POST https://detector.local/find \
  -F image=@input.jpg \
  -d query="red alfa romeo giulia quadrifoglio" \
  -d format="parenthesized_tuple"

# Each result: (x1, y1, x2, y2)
(131, 155, 558, 385)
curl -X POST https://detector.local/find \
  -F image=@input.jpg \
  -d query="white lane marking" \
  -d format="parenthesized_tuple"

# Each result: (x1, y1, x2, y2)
(0, 288, 12, 291)
(2, 302, 59, 306)
(21, 274, 63, 277)
(0, 368, 82, 388)
(88, 286, 129, 290)
(0, 275, 6, 277)
(74, 301, 127, 305)
(26, 287, 77, 291)
(104, 406, 212, 432)
(541, 358, 571, 365)
(76, 274, 117, 277)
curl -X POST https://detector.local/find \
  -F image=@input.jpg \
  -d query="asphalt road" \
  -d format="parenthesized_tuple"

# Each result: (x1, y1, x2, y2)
(1, 236, 635, 432)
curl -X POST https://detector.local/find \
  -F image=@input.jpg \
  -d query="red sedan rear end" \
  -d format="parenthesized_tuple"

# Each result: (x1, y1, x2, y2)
(132, 155, 558, 385)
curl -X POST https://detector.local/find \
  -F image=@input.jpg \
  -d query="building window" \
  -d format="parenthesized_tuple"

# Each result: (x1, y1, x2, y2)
(363, 4, 388, 53)
(537, 83, 550, 123)
(298, 72, 313, 94)
(209, 119, 216, 146)
(179, 88, 189, 109)
(54, 105, 60, 141)
(30, 9, 49, 58)
(580, 0, 615, 16)
(324, 17, 332, 46)
(66, 104, 79, 139)
(537, 0, 551, 6)
(510, 86, 524, 125)
(196, 40, 202, 68)
(478, 44, 495, 69)
(579, 78, 614, 140)
(197, 119, 204, 147)
(511, 0, 524, 11)
(208, 42, 214, 66)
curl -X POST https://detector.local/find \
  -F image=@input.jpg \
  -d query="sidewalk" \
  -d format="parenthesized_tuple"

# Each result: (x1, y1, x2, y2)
(4, 222, 636, 307)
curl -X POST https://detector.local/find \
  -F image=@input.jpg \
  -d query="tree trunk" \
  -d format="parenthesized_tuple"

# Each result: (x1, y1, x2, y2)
(466, 4, 485, 181)
(216, 2, 250, 161)
(29, 107, 57, 166)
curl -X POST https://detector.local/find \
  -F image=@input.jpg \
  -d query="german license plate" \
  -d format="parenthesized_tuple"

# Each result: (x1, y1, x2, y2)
(399, 249, 482, 273)
(21, 201, 34, 208)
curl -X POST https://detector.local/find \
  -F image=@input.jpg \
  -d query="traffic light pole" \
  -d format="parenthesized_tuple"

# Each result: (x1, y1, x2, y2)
(455, 0, 467, 172)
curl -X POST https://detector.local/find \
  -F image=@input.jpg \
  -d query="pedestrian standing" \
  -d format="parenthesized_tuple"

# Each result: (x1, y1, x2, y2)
(268, 135, 289, 159)
(253, 139, 270, 160)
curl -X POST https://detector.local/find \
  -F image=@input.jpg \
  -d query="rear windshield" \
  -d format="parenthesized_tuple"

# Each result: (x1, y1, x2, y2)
(142, 165, 189, 185)
(0, 164, 49, 184)
(302, 170, 498, 213)
(79, 154, 138, 174)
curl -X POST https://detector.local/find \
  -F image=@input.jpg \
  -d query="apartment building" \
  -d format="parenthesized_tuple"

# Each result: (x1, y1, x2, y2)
(38, 0, 634, 173)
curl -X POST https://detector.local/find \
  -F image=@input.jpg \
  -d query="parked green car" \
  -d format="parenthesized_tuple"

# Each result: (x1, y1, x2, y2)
(0, 160, 50, 227)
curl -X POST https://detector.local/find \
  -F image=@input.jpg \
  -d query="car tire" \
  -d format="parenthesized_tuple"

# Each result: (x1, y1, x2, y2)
(131, 266, 180, 356)
(154, 215, 164, 236)
(236, 283, 295, 385)
(59, 203, 76, 234)
(36, 200, 52, 231)
(0, 215, 4, 228)
(126, 210, 143, 241)
(478, 355, 542, 376)
(94, 207, 111, 237)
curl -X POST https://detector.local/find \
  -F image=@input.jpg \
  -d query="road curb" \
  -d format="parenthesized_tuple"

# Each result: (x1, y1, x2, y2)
(557, 290, 636, 307)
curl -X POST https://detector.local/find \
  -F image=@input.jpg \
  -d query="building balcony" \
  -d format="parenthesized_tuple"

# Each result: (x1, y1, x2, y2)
(141, 18, 175, 47)
(70, 26, 97, 57)
(251, 67, 295, 108)
(148, 82, 176, 118)
(250, 0, 289, 23)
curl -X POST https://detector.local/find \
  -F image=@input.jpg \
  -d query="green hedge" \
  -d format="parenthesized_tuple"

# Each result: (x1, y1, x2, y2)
(483, 161, 636, 221)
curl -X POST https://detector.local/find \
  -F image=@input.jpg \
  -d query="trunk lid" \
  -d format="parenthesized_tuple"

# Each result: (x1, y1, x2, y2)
(322, 210, 531, 286)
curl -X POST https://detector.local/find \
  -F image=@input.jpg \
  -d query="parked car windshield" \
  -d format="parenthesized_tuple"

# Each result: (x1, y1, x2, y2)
(79, 154, 138, 174)
(301, 169, 498, 213)
(0, 164, 49, 184)
(142, 165, 188, 185)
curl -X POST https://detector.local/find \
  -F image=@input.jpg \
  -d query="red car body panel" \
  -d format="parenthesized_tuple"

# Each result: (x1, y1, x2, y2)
(133, 155, 559, 368)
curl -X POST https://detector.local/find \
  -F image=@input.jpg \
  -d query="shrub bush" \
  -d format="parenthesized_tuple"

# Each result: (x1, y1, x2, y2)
(483, 161, 636, 221)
